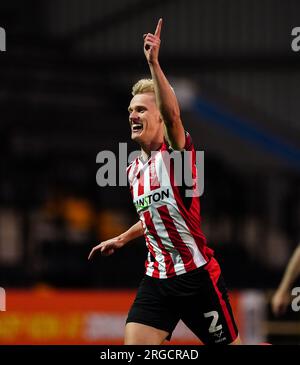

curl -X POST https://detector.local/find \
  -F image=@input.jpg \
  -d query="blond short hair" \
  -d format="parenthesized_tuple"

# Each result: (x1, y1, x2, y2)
(131, 79, 155, 96)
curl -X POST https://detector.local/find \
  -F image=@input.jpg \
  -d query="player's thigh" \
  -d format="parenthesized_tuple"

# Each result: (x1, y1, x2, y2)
(124, 322, 169, 345)
(126, 276, 180, 342)
(179, 274, 239, 345)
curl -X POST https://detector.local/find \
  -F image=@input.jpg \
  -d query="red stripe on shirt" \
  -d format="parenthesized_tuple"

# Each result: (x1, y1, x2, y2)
(132, 159, 139, 181)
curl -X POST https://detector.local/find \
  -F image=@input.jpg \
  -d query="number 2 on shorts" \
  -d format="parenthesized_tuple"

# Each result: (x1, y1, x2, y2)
(204, 311, 223, 333)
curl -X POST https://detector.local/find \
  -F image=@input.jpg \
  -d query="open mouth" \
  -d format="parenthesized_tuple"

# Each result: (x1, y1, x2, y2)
(131, 123, 144, 134)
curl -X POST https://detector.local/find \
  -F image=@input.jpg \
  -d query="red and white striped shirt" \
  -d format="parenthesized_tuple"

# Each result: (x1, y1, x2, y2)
(127, 132, 214, 278)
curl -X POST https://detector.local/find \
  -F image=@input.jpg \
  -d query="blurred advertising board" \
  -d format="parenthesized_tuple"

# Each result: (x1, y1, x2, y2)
(0, 288, 264, 344)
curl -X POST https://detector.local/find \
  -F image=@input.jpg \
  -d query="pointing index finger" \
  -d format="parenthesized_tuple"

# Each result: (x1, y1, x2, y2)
(154, 18, 163, 38)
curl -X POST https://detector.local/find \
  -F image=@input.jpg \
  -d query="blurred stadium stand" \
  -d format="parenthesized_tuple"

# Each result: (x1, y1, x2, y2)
(0, 0, 299, 344)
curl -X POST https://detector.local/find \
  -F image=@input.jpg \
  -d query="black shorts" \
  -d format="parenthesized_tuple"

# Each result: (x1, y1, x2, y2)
(126, 257, 238, 344)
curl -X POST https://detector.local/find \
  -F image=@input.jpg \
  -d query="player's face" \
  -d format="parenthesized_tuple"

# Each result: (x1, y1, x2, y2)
(128, 93, 163, 144)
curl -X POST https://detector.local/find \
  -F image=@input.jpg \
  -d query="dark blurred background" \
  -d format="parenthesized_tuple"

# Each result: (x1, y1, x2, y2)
(0, 0, 299, 296)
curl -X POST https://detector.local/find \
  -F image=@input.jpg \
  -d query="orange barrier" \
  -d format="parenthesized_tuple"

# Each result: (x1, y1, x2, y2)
(0, 288, 240, 345)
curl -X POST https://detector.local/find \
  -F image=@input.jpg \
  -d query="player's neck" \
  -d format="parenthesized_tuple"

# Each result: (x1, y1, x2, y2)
(140, 140, 163, 162)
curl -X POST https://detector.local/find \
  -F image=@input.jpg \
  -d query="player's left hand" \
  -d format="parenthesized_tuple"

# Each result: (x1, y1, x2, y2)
(143, 18, 162, 64)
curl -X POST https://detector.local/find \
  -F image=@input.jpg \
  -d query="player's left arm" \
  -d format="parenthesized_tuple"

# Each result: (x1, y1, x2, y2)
(144, 18, 186, 150)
